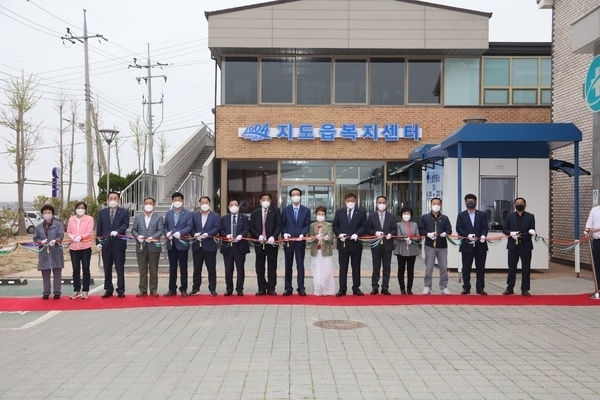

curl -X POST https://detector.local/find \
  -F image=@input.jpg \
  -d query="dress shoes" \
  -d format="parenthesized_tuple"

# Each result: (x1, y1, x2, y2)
(101, 291, 113, 298)
(370, 290, 379, 295)
(461, 290, 471, 295)
(237, 291, 244, 297)
(298, 290, 307, 297)
(283, 290, 293, 297)
(502, 289, 514, 295)
(224, 292, 233, 297)
(353, 290, 365, 296)
(118, 293, 126, 298)
(406, 290, 413, 295)
(400, 290, 407, 295)
(381, 289, 391, 295)
(53, 294, 61, 300)
(42, 295, 49, 300)
(189, 289, 199, 296)
(255, 290, 266, 296)
(150, 292, 159, 297)
(136, 292, 147, 298)
(521, 290, 531, 297)
(210, 291, 217, 297)
(180, 291, 188, 298)
(335, 291, 346, 297)
(267, 290, 277, 296)
(476, 290, 488, 296)
(163, 291, 177, 297)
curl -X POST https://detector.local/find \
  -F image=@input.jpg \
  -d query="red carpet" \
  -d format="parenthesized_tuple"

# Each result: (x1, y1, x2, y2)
(0, 293, 598, 311)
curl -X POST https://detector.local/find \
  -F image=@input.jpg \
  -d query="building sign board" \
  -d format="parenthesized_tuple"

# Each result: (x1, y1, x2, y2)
(585, 55, 600, 113)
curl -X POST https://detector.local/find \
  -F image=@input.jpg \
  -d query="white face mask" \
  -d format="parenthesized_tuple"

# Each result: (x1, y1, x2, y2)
(43, 213, 53, 221)
(144, 204, 154, 213)
(200, 204, 210, 212)
(108, 200, 118, 209)
(346, 202, 355, 210)
(377, 203, 387, 211)
(316, 215, 325, 222)
(291, 196, 301, 204)
(261, 201, 271, 209)
(76, 208, 86, 216)
(172, 201, 183, 209)
(402, 214, 411, 222)
(431, 205, 441, 213)
(229, 206, 239, 214)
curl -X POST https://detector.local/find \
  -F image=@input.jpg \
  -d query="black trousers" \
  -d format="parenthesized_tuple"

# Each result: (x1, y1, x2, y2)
(338, 247, 362, 292)
(283, 241, 306, 292)
(192, 249, 217, 292)
(371, 247, 392, 291)
(461, 250, 487, 291)
(223, 248, 246, 293)
(167, 248, 189, 292)
(507, 246, 532, 291)
(102, 246, 126, 294)
(255, 245, 278, 292)
(592, 239, 600, 291)
(397, 255, 416, 291)
(70, 248, 92, 292)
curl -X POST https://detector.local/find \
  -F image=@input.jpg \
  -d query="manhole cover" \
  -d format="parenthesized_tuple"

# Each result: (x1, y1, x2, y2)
(313, 319, 366, 330)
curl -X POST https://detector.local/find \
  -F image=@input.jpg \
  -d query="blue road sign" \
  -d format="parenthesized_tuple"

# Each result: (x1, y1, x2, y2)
(585, 55, 600, 112)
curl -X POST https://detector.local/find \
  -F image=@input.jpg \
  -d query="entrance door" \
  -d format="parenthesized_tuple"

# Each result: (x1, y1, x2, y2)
(279, 184, 335, 221)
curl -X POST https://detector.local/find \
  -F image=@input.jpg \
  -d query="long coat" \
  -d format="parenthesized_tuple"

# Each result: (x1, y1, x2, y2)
(308, 221, 334, 257)
(33, 220, 65, 271)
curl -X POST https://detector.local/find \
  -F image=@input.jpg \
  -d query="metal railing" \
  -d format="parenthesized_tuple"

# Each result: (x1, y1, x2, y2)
(120, 173, 161, 213)
(177, 172, 204, 211)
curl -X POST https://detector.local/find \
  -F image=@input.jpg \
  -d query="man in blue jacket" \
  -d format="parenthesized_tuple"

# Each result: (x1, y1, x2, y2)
(281, 188, 311, 296)
(190, 196, 221, 296)
(163, 192, 193, 297)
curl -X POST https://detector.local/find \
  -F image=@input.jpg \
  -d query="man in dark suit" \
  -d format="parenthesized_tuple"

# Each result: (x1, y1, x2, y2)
(281, 188, 311, 296)
(190, 196, 221, 296)
(502, 197, 536, 296)
(366, 196, 397, 295)
(332, 192, 367, 296)
(220, 199, 250, 296)
(249, 192, 282, 296)
(163, 192, 194, 297)
(456, 193, 489, 295)
(96, 191, 130, 298)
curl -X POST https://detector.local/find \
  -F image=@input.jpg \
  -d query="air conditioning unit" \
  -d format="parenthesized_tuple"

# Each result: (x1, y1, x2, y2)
(537, 0, 553, 9)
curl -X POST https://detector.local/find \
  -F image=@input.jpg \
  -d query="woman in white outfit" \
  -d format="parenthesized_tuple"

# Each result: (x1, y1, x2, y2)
(308, 206, 335, 296)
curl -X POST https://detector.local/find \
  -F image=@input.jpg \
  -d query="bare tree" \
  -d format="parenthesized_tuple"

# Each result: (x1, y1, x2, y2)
(0, 72, 42, 235)
(66, 99, 80, 204)
(129, 115, 146, 171)
(113, 134, 125, 176)
(157, 132, 172, 163)
(54, 91, 68, 208)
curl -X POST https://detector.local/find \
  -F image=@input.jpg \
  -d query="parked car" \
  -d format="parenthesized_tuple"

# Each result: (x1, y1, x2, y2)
(3, 212, 39, 235)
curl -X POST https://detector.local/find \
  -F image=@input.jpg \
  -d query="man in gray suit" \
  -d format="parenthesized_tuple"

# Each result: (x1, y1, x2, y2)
(131, 197, 164, 297)
(366, 195, 397, 295)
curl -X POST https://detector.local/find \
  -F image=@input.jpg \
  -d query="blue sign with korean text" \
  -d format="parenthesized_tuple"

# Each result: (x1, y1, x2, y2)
(585, 55, 600, 113)
(239, 123, 422, 142)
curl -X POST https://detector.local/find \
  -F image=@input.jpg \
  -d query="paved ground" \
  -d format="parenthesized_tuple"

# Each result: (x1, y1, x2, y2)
(1, 249, 599, 399)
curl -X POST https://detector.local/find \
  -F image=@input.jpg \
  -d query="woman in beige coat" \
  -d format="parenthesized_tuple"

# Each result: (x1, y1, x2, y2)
(308, 206, 335, 296)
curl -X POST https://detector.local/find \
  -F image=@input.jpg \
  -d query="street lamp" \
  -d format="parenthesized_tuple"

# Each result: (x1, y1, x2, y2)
(99, 129, 119, 200)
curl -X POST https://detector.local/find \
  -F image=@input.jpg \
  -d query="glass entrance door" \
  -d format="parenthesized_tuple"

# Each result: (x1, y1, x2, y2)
(279, 184, 335, 221)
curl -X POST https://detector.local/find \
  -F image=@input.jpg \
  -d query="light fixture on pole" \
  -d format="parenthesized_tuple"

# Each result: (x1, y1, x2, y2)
(99, 129, 119, 201)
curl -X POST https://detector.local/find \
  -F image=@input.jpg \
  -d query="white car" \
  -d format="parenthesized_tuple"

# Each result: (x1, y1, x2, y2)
(4, 212, 39, 235)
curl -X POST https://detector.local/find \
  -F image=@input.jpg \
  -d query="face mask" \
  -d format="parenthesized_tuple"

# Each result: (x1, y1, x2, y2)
(108, 201, 118, 209)
(346, 202, 355, 210)
(261, 201, 270, 209)
(515, 204, 525, 212)
(431, 205, 441, 213)
(200, 204, 210, 212)
(402, 214, 411, 222)
(76, 209, 86, 216)
(377, 203, 387, 211)
(172, 201, 183, 209)
(229, 206, 239, 214)
(316, 215, 325, 222)
(43, 213, 53, 221)
(144, 204, 154, 213)
(291, 196, 301, 203)
(466, 202, 476, 210)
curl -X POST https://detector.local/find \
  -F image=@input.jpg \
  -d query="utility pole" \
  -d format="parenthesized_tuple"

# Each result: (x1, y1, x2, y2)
(61, 10, 107, 198)
(129, 44, 167, 174)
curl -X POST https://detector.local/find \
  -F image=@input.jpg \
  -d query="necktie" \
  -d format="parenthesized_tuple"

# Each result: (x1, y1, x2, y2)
(262, 209, 267, 237)
(232, 215, 237, 235)
(379, 213, 385, 228)
(294, 207, 298, 222)
(110, 209, 115, 225)
(174, 211, 179, 225)
(347, 209, 352, 224)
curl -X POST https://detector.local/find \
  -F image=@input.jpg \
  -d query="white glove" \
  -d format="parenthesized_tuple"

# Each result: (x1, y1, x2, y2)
(166, 231, 173, 239)
(259, 235, 265, 242)
(324, 234, 330, 241)
(405, 237, 412, 244)
(200, 233, 208, 239)
(173, 232, 181, 239)
(385, 233, 392, 240)
(267, 236, 275, 244)
(145, 237, 154, 243)
(283, 233, 291, 239)
(479, 235, 486, 243)
(49, 240, 56, 247)
(585, 229, 591, 236)
(194, 232, 200, 238)
(226, 234, 233, 239)
(350, 234, 358, 241)
(467, 234, 476, 240)
(298, 234, 303, 241)
(137, 235, 145, 243)
(40, 239, 48, 245)
(316, 233, 323, 240)
(74, 236, 81, 243)
(528, 229, 536, 236)
(440, 232, 447, 238)
(110, 231, 118, 237)
(338, 233, 347, 241)
(235, 234, 242, 242)
(68, 234, 75, 240)
(96, 244, 102, 251)
(427, 232, 436, 239)
(375, 231, 384, 237)
(510, 231, 519, 239)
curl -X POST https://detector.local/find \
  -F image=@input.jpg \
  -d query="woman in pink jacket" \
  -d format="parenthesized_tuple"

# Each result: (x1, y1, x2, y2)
(67, 201, 95, 299)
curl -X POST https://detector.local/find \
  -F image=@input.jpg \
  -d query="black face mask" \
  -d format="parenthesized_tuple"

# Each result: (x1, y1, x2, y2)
(515, 204, 525, 212)
(466, 202, 476, 209)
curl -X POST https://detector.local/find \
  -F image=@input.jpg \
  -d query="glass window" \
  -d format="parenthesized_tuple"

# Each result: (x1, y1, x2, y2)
(223, 57, 257, 105)
(279, 184, 335, 220)
(512, 58, 539, 87)
(483, 58, 509, 86)
(296, 58, 331, 105)
(334, 59, 367, 104)
(387, 182, 422, 220)
(480, 177, 516, 232)
(407, 59, 441, 104)
(335, 161, 384, 214)
(444, 58, 480, 106)
(227, 161, 277, 214)
(540, 58, 551, 87)
(261, 58, 293, 103)
(280, 160, 333, 181)
(484, 89, 509, 104)
(541, 89, 551, 105)
(513, 89, 537, 104)
(370, 58, 404, 105)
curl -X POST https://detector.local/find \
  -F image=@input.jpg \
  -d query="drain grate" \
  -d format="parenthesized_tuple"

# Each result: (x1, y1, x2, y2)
(313, 319, 366, 330)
